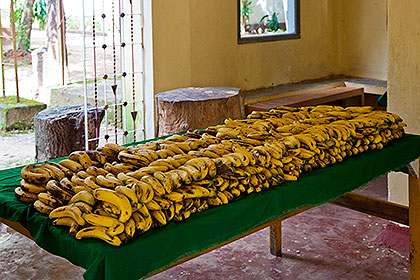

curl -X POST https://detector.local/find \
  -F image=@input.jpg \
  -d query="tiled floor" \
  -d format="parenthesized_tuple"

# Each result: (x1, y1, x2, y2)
(150, 175, 409, 280)
(0, 176, 409, 279)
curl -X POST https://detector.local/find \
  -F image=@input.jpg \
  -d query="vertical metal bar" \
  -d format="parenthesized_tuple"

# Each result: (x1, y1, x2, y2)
(0, 9, 5, 98)
(82, 0, 89, 150)
(140, 0, 146, 140)
(59, 0, 65, 85)
(10, 0, 19, 103)
(129, 0, 136, 142)
(101, 0, 108, 142)
(118, 0, 127, 144)
(409, 160, 420, 279)
(92, 0, 99, 139)
(111, 0, 118, 144)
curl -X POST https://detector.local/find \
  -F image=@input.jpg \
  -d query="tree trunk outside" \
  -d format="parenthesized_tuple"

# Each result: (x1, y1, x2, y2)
(19, 0, 36, 50)
(44, 0, 68, 86)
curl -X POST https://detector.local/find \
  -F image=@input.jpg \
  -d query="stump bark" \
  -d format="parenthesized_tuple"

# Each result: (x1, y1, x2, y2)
(155, 87, 244, 136)
(34, 104, 105, 161)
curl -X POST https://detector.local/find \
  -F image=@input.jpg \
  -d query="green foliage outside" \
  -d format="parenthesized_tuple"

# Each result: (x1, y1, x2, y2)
(65, 14, 81, 30)
(0, 95, 42, 107)
(12, 0, 47, 51)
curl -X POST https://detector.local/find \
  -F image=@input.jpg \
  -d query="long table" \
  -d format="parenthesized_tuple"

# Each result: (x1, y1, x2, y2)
(1, 134, 420, 280)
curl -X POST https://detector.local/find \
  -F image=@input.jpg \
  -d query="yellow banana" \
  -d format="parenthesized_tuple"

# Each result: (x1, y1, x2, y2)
(140, 175, 166, 196)
(150, 210, 167, 226)
(153, 196, 172, 210)
(58, 177, 76, 194)
(178, 165, 202, 181)
(184, 158, 209, 179)
(145, 200, 162, 211)
(20, 179, 46, 194)
(69, 190, 95, 206)
(93, 188, 133, 223)
(49, 205, 86, 226)
(137, 205, 153, 232)
(84, 176, 102, 192)
(132, 211, 147, 231)
(131, 182, 154, 204)
(33, 199, 54, 215)
(153, 171, 175, 193)
(75, 226, 122, 246)
(164, 191, 185, 202)
(96, 175, 121, 188)
(124, 217, 136, 239)
(52, 217, 76, 227)
(38, 192, 64, 208)
(115, 186, 139, 209)
(21, 165, 51, 184)
(59, 159, 83, 173)
(68, 151, 93, 169)
(46, 180, 73, 202)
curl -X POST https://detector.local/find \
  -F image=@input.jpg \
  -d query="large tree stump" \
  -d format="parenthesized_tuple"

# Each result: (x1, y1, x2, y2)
(34, 104, 105, 161)
(155, 87, 244, 136)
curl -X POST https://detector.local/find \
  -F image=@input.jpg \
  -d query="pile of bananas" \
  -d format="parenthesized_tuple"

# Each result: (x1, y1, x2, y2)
(15, 105, 406, 246)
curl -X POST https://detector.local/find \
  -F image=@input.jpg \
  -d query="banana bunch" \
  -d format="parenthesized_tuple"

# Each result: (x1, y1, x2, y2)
(15, 105, 406, 246)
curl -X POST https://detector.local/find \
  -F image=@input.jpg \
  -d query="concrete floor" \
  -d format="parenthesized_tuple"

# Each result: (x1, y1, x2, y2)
(0, 175, 409, 279)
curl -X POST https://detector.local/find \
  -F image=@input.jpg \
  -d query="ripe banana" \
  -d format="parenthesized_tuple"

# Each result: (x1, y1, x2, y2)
(49, 205, 86, 226)
(69, 190, 95, 206)
(21, 165, 50, 184)
(33, 199, 54, 214)
(140, 175, 166, 196)
(124, 218, 136, 239)
(131, 182, 154, 204)
(69, 151, 93, 169)
(46, 180, 73, 202)
(38, 192, 64, 208)
(59, 159, 83, 173)
(20, 179, 46, 194)
(75, 226, 122, 246)
(115, 186, 139, 209)
(150, 210, 167, 226)
(93, 188, 132, 223)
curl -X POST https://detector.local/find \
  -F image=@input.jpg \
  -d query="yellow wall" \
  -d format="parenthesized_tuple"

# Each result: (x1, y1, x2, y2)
(152, 1, 388, 93)
(153, 0, 339, 93)
(337, 0, 388, 81)
(152, 0, 192, 92)
(387, 0, 420, 205)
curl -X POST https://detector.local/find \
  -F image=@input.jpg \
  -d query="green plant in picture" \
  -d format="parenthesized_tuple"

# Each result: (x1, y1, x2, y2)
(241, 0, 253, 27)
(260, 12, 284, 33)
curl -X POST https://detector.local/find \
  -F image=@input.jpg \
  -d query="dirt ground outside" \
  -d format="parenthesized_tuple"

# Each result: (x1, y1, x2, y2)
(0, 28, 117, 278)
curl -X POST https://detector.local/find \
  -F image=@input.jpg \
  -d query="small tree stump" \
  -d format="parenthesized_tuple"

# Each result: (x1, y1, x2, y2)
(155, 87, 244, 136)
(34, 104, 105, 161)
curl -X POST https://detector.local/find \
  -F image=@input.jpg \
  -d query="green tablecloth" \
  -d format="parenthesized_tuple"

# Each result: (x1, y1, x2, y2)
(1, 134, 420, 280)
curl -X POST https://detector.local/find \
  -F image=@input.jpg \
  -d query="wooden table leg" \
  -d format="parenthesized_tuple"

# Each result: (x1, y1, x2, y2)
(270, 220, 282, 256)
(410, 170, 420, 279)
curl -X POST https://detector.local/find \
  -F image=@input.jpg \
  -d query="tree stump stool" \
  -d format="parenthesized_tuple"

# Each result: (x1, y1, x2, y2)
(34, 104, 105, 161)
(155, 87, 244, 136)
